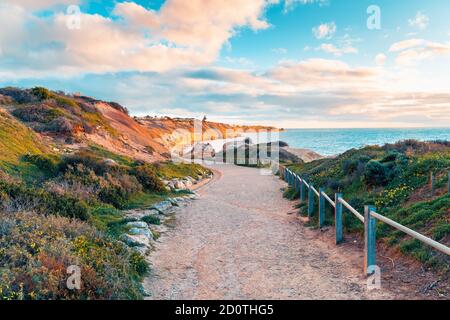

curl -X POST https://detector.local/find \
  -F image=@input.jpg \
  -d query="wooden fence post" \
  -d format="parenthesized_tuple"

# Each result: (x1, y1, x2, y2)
(335, 193, 343, 244)
(319, 188, 325, 228)
(448, 171, 450, 194)
(364, 205, 377, 275)
(308, 184, 314, 218)
(298, 179, 303, 202)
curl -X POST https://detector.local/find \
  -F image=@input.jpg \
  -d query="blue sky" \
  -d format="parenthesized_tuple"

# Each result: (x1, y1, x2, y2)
(1, 0, 450, 128)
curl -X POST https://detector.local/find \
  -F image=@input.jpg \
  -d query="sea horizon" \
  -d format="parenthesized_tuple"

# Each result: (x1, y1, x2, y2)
(203, 127, 450, 157)
(278, 127, 450, 156)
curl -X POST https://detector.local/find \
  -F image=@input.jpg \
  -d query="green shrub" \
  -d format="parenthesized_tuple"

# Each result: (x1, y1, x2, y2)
(129, 251, 149, 276)
(90, 206, 127, 237)
(12, 105, 64, 124)
(282, 187, 298, 200)
(98, 173, 142, 209)
(363, 160, 387, 187)
(155, 162, 211, 179)
(99, 185, 129, 209)
(432, 223, 450, 241)
(0, 87, 36, 103)
(131, 165, 165, 192)
(0, 211, 146, 300)
(31, 87, 51, 100)
(44, 117, 78, 135)
(59, 152, 104, 174)
(22, 154, 59, 176)
(342, 159, 359, 175)
(53, 95, 79, 111)
(0, 181, 90, 220)
(142, 215, 160, 225)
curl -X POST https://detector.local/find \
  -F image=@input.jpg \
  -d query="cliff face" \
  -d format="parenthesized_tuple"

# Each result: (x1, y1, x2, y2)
(0, 87, 281, 163)
(136, 116, 281, 152)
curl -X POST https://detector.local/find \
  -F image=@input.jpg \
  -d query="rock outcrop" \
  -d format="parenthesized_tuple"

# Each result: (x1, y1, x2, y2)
(120, 193, 200, 255)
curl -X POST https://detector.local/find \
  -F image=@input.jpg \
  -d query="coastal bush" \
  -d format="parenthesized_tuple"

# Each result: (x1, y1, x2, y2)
(44, 117, 78, 135)
(432, 224, 450, 241)
(59, 152, 108, 175)
(22, 154, 59, 176)
(31, 87, 51, 100)
(88, 145, 136, 167)
(342, 159, 359, 176)
(282, 187, 299, 200)
(12, 105, 64, 124)
(363, 160, 387, 187)
(131, 165, 165, 192)
(89, 206, 128, 237)
(57, 152, 166, 209)
(53, 95, 80, 112)
(0, 181, 90, 221)
(98, 175, 142, 209)
(155, 161, 211, 179)
(0, 87, 36, 103)
(0, 211, 147, 300)
(141, 215, 160, 225)
(0, 111, 48, 168)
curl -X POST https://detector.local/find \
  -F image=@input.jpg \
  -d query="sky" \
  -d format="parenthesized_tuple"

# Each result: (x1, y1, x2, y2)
(0, 0, 450, 128)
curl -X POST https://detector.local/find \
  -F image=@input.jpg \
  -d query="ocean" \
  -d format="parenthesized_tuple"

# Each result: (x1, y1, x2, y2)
(276, 128, 450, 156)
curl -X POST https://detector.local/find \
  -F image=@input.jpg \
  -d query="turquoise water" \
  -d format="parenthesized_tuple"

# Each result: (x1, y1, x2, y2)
(277, 128, 450, 156)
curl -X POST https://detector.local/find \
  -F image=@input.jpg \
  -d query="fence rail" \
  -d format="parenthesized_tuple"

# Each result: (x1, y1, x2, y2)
(280, 165, 450, 275)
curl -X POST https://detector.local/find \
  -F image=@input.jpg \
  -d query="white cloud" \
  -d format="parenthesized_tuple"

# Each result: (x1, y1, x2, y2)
(318, 43, 358, 56)
(266, 58, 377, 89)
(389, 39, 427, 52)
(312, 22, 336, 39)
(0, 0, 274, 76)
(2, 0, 80, 10)
(225, 56, 254, 67)
(375, 53, 387, 66)
(408, 11, 429, 30)
(389, 39, 450, 65)
(112, 60, 450, 127)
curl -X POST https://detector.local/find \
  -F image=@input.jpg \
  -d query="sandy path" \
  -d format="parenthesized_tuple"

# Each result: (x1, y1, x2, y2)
(144, 164, 400, 300)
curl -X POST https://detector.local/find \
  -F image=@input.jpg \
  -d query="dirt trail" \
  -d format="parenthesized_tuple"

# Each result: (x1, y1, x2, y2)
(144, 164, 405, 300)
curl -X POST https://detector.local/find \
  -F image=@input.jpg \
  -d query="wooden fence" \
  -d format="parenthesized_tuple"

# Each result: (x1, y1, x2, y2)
(278, 165, 450, 275)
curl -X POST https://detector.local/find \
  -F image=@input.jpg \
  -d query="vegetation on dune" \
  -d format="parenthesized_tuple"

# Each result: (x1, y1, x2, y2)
(0, 131, 209, 300)
(0, 86, 214, 300)
(285, 140, 450, 270)
(152, 161, 211, 180)
(0, 211, 147, 300)
(1, 87, 118, 139)
(0, 110, 48, 171)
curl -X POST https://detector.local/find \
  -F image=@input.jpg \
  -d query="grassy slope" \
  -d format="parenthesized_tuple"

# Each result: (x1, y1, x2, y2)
(0, 109, 49, 172)
(0, 88, 213, 299)
(285, 141, 450, 271)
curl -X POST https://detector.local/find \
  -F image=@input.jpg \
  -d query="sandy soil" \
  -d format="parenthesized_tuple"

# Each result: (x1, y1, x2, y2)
(144, 164, 415, 300)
